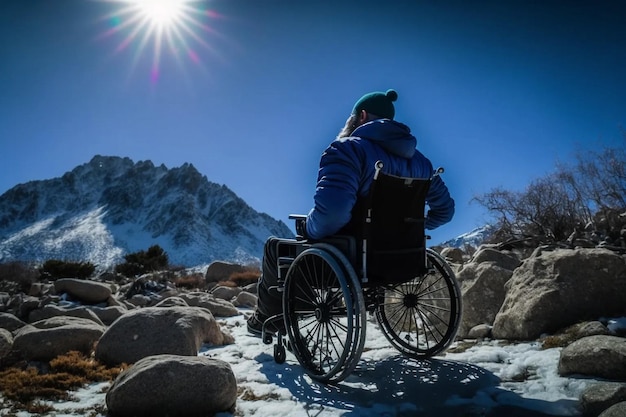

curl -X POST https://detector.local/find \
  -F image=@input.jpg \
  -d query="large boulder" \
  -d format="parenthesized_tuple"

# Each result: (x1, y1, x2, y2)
(558, 335, 626, 380)
(205, 261, 245, 284)
(492, 248, 626, 340)
(457, 262, 514, 338)
(106, 355, 236, 417)
(54, 278, 112, 304)
(12, 317, 105, 361)
(95, 306, 233, 366)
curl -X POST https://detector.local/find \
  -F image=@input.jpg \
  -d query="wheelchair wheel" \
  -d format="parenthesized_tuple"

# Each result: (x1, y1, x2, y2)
(283, 244, 366, 383)
(375, 248, 462, 358)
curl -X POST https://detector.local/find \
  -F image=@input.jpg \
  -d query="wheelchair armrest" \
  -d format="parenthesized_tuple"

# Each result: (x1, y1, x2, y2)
(288, 214, 306, 220)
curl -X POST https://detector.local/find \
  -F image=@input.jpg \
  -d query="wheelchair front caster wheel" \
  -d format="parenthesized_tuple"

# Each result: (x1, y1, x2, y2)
(274, 344, 286, 364)
(263, 333, 273, 345)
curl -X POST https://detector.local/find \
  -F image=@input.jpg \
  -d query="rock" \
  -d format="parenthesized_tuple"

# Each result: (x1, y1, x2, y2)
(106, 354, 236, 417)
(599, 402, 626, 417)
(0, 312, 27, 332)
(0, 328, 13, 358)
(440, 247, 465, 264)
(457, 262, 513, 337)
(54, 278, 112, 304)
(0, 292, 10, 307)
(467, 324, 492, 339)
(578, 321, 611, 338)
(128, 294, 151, 307)
(211, 285, 241, 301)
(28, 304, 105, 326)
(12, 318, 105, 361)
(28, 282, 53, 297)
(233, 291, 257, 309)
(580, 382, 626, 417)
(493, 248, 626, 340)
(179, 292, 239, 317)
(558, 335, 626, 380)
(153, 296, 189, 308)
(95, 306, 234, 366)
(15, 295, 41, 320)
(471, 246, 520, 270)
(87, 305, 128, 326)
(242, 282, 257, 294)
(205, 261, 245, 284)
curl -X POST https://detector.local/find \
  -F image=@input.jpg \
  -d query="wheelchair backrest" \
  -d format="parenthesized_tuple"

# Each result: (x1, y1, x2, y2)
(353, 162, 431, 285)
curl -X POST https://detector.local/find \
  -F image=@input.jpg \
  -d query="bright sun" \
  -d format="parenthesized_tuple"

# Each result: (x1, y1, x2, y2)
(135, 0, 184, 27)
(100, 0, 217, 83)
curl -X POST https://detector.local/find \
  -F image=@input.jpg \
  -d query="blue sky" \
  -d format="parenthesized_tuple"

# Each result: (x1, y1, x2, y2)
(1, 0, 625, 244)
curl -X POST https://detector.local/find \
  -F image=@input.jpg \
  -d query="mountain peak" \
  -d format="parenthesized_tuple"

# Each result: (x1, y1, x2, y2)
(0, 156, 293, 269)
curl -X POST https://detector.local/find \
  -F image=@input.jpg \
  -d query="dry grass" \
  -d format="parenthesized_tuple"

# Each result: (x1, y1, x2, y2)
(228, 269, 261, 287)
(0, 351, 127, 410)
(173, 273, 205, 289)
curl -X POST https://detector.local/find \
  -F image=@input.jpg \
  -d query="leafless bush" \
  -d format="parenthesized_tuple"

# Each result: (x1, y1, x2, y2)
(474, 136, 626, 243)
(0, 261, 39, 291)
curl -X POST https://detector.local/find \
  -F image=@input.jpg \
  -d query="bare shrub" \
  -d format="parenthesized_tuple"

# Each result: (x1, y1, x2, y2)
(0, 261, 39, 292)
(474, 137, 626, 243)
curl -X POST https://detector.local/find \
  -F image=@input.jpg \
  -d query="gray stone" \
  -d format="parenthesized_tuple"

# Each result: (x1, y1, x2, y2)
(233, 291, 257, 309)
(599, 402, 626, 417)
(12, 318, 105, 361)
(28, 304, 104, 326)
(54, 278, 112, 304)
(95, 306, 234, 366)
(0, 312, 27, 332)
(0, 328, 13, 358)
(205, 261, 245, 284)
(471, 246, 520, 270)
(457, 262, 513, 337)
(211, 285, 241, 301)
(581, 382, 626, 417)
(559, 335, 626, 380)
(493, 248, 626, 340)
(179, 292, 238, 317)
(106, 355, 236, 417)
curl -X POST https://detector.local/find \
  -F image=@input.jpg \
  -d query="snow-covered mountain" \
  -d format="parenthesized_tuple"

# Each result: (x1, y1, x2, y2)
(440, 225, 494, 249)
(0, 155, 293, 269)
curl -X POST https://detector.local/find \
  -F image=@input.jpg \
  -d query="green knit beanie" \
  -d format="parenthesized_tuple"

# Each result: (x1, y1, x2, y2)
(352, 89, 398, 119)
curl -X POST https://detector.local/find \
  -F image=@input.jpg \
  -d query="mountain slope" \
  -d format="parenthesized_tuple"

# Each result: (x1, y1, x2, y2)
(0, 155, 293, 268)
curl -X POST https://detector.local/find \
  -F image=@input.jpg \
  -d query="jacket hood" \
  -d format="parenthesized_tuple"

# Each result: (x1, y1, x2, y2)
(351, 119, 416, 159)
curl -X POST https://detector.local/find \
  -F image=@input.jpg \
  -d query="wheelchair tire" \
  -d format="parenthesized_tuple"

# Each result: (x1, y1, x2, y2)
(282, 244, 366, 383)
(375, 248, 462, 358)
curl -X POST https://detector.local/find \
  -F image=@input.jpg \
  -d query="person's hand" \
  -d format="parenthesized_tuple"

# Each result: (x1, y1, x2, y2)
(295, 218, 308, 238)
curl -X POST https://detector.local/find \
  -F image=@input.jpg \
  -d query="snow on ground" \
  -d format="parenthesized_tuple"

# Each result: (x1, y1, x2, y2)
(2, 310, 610, 417)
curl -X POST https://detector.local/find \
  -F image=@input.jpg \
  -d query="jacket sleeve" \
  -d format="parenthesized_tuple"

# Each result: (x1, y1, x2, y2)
(425, 175, 455, 229)
(305, 139, 364, 240)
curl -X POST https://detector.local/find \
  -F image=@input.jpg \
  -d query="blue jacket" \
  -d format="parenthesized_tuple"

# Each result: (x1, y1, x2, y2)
(306, 119, 455, 240)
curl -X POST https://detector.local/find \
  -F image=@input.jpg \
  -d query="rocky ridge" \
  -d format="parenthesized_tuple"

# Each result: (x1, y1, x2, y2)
(0, 155, 293, 268)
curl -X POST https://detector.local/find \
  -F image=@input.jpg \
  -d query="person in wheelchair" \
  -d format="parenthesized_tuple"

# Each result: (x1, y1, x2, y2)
(247, 88, 455, 336)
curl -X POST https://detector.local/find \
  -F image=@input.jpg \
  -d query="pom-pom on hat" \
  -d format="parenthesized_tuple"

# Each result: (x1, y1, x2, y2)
(352, 89, 398, 120)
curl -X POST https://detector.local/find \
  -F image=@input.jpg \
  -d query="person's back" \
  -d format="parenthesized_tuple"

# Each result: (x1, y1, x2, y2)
(304, 89, 454, 240)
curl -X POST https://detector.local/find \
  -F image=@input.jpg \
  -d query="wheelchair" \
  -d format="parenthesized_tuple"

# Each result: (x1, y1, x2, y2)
(261, 161, 462, 383)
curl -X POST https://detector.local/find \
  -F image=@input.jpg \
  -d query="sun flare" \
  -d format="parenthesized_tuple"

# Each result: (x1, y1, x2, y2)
(99, 0, 219, 83)
(135, 0, 184, 27)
